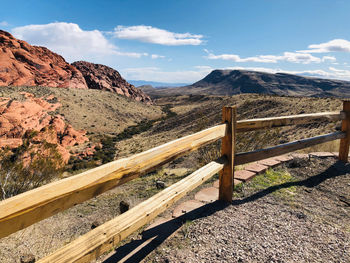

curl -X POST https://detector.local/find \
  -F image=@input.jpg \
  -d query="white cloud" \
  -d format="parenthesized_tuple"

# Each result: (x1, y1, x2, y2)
(283, 52, 322, 64)
(328, 67, 350, 78)
(113, 25, 203, 46)
(11, 22, 147, 62)
(298, 39, 350, 53)
(194, 65, 213, 70)
(121, 66, 212, 83)
(0, 21, 9, 27)
(204, 49, 322, 64)
(322, 56, 337, 62)
(204, 49, 278, 63)
(151, 54, 165, 59)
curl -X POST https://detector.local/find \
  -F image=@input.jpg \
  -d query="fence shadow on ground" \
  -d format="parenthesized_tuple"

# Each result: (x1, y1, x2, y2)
(103, 159, 350, 263)
(103, 201, 229, 263)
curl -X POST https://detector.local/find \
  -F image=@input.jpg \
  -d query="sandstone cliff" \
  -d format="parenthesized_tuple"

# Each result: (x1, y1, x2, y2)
(0, 30, 152, 103)
(72, 61, 152, 104)
(0, 30, 88, 89)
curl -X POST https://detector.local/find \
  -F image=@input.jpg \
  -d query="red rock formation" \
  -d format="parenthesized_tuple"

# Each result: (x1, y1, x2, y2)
(0, 30, 88, 89)
(72, 61, 153, 104)
(0, 93, 89, 163)
(0, 30, 152, 104)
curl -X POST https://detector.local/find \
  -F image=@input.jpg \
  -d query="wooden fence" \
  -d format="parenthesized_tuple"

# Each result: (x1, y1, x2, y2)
(0, 101, 349, 262)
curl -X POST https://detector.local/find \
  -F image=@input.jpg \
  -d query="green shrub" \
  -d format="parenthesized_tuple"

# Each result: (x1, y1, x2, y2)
(0, 140, 64, 200)
(161, 104, 177, 119)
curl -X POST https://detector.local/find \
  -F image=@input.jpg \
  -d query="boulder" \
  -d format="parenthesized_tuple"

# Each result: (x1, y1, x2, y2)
(119, 200, 130, 214)
(20, 253, 35, 263)
(156, 180, 166, 189)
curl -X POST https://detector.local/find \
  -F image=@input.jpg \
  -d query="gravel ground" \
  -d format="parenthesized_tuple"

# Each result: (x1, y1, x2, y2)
(146, 157, 350, 263)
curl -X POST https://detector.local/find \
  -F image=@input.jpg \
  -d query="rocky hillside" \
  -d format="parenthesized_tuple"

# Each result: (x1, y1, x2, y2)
(0, 92, 90, 163)
(0, 30, 151, 104)
(0, 30, 87, 89)
(144, 70, 350, 98)
(72, 61, 152, 104)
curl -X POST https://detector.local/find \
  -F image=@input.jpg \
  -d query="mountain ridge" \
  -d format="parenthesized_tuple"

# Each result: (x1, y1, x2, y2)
(142, 69, 350, 98)
(128, 80, 189, 88)
(188, 69, 350, 97)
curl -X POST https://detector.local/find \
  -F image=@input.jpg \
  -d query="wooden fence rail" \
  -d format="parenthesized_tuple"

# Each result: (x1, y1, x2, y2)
(0, 101, 349, 263)
(236, 111, 345, 132)
(236, 131, 346, 165)
(38, 157, 227, 263)
(0, 124, 227, 239)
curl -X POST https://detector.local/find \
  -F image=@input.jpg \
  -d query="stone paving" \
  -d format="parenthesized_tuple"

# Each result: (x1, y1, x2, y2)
(234, 170, 256, 182)
(258, 158, 281, 167)
(244, 163, 268, 173)
(194, 187, 218, 203)
(172, 200, 204, 218)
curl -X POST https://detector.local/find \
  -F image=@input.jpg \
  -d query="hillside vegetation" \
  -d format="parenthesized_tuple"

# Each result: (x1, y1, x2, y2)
(116, 94, 342, 160)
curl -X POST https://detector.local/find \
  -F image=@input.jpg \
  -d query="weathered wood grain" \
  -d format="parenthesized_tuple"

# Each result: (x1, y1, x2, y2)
(236, 111, 345, 132)
(0, 124, 227, 239)
(37, 157, 227, 263)
(235, 131, 346, 165)
(339, 101, 350, 162)
(219, 106, 236, 202)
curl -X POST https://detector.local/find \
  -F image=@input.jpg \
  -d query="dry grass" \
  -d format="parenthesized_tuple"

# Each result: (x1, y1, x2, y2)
(299, 140, 340, 153)
(0, 86, 164, 137)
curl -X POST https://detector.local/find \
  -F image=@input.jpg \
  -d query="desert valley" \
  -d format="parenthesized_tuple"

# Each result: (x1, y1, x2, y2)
(0, 3, 350, 262)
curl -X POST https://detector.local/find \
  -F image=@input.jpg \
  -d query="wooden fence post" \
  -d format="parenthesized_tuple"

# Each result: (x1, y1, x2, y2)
(339, 101, 350, 162)
(219, 106, 236, 202)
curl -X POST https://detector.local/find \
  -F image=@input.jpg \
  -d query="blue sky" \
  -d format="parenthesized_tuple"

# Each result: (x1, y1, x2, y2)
(1, 0, 350, 83)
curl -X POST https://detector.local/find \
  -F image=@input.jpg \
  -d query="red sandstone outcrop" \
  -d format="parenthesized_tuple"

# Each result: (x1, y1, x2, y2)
(72, 61, 153, 104)
(0, 30, 152, 104)
(0, 93, 89, 163)
(0, 30, 88, 89)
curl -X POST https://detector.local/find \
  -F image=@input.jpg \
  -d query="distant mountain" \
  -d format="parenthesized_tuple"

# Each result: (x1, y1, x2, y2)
(147, 69, 350, 98)
(127, 80, 189, 88)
